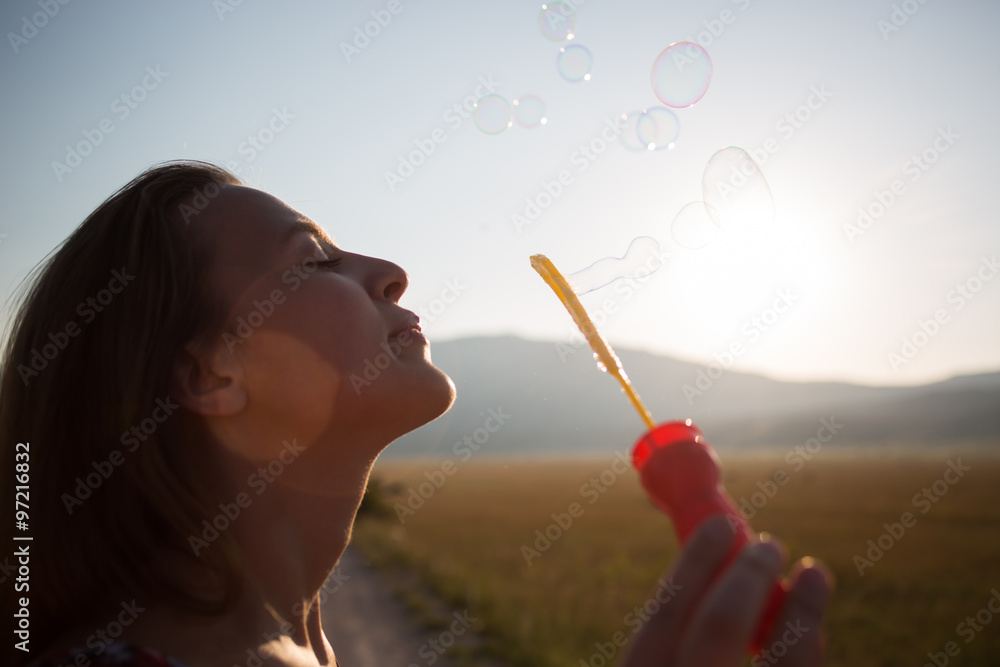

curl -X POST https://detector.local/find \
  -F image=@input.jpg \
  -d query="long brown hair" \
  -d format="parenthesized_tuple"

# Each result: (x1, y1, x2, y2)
(0, 162, 247, 661)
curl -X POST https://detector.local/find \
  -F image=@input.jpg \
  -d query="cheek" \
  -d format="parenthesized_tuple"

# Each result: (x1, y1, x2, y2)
(239, 281, 381, 370)
(293, 285, 385, 369)
(239, 330, 341, 441)
(272, 279, 382, 365)
(230, 278, 391, 429)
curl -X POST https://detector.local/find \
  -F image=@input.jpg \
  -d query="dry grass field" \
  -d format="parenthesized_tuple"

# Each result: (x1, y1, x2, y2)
(351, 451, 1000, 667)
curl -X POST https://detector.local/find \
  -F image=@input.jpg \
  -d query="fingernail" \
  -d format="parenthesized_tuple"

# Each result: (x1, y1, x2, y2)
(748, 536, 784, 573)
(797, 561, 833, 604)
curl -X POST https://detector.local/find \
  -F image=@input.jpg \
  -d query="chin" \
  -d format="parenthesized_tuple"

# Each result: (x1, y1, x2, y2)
(411, 363, 457, 425)
(357, 362, 457, 444)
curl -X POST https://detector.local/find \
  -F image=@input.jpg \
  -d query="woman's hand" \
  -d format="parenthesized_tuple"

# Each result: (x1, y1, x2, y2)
(619, 516, 833, 667)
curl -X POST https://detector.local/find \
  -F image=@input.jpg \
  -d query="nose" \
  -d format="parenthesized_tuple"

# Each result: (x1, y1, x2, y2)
(365, 256, 409, 303)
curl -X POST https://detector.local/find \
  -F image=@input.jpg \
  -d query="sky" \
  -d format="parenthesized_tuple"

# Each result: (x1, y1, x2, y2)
(1, 0, 998, 387)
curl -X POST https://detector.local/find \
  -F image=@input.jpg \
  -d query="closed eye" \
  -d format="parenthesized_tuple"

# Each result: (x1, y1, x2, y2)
(317, 258, 342, 269)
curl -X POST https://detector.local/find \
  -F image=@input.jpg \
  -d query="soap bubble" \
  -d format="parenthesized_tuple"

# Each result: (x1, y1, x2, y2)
(702, 147, 775, 234)
(474, 95, 512, 134)
(557, 44, 592, 82)
(651, 42, 713, 108)
(670, 202, 718, 249)
(618, 111, 647, 152)
(539, 3, 576, 41)
(513, 95, 547, 128)
(566, 236, 665, 295)
(636, 107, 680, 151)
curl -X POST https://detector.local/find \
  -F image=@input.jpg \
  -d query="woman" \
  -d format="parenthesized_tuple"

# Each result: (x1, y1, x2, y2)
(0, 162, 831, 666)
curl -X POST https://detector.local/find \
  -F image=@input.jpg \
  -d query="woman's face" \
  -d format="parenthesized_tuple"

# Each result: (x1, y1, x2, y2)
(188, 185, 455, 464)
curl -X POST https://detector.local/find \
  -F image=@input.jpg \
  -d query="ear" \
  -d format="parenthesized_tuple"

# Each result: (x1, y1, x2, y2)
(170, 340, 247, 417)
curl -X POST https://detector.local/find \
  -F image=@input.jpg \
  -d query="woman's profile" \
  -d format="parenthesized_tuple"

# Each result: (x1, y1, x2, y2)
(0, 162, 830, 667)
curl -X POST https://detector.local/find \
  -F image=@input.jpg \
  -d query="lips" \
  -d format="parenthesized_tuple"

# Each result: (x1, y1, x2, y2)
(389, 313, 421, 339)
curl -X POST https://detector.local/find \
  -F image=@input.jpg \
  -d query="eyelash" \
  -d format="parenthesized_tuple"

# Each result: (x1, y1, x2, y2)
(317, 258, 342, 269)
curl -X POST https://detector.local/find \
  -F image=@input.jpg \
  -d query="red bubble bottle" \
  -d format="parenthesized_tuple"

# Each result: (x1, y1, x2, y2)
(530, 253, 789, 653)
(632, 419, 788, 652)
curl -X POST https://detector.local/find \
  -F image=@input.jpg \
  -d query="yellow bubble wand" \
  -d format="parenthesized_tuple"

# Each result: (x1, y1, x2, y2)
(529, 254, 656, 430)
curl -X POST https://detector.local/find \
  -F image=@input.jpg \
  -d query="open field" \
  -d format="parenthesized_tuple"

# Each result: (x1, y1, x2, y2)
(351, 451, 1000, 667)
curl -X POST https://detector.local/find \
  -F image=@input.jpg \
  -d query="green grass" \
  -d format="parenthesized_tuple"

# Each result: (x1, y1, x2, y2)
(352, 452, 1000, 667)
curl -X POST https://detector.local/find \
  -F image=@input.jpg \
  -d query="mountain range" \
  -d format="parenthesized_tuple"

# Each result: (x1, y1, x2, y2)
(384, 335, 1000, 459)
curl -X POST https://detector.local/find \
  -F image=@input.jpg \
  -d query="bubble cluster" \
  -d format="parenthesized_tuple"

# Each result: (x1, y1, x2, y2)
(474, 95, 512, 134)
(557, 44, 592, 82)
(617, 108, 681, 151)
(651, 42, 713, 108)
(566, 236, 665, 295)
(702, 147, 775, 234)
(636, 107, 679, 151)
(670, 202, 718, 249)
(513, 95, 547, 128)
(539, 3, 576, 41)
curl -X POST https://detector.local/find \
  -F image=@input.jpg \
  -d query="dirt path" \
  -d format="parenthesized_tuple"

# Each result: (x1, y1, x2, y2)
(321, 545, 464, 667)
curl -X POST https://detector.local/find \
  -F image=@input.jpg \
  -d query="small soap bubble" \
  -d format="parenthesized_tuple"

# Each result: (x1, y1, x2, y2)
(618, 111, 647, 152)
(701, 147, 775, 234)
(566, 236, 665, 295)
(513, 95, 547, 128)
(636, 107, 680, 151)
(557, 44, 592, 82)
(474, 95, 512, 134)
(539, 3, 576, 41)
(651, 42, 713, 108)
(670, 201, 719, 249)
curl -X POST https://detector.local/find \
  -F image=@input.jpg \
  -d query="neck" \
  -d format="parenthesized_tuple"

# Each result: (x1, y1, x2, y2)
(64, 435, 378, 667)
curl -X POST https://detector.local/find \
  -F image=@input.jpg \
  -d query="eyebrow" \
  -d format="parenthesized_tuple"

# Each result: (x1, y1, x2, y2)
(283, 218, 337, 248)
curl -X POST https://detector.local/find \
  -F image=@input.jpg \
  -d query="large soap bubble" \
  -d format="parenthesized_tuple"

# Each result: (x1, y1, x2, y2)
(701, 147, 775, 234)
(651, 42, 713, 108)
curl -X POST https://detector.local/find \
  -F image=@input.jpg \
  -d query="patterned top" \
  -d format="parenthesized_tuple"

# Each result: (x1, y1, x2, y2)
(28, 640, 341, 667)
(27, 643, 191, 667)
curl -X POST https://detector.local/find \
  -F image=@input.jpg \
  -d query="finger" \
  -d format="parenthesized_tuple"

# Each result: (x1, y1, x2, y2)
(676, 535, 787, 667)
(618, 515, 738, 667)
(763, 558, 833, 667)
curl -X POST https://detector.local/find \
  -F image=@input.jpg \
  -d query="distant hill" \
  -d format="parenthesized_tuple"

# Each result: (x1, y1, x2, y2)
(384, 335, 1000, 459)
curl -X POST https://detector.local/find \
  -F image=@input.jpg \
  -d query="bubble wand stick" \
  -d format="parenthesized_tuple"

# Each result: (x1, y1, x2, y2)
(529, 253, 787, 654)
(530, 255, 655, 430)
